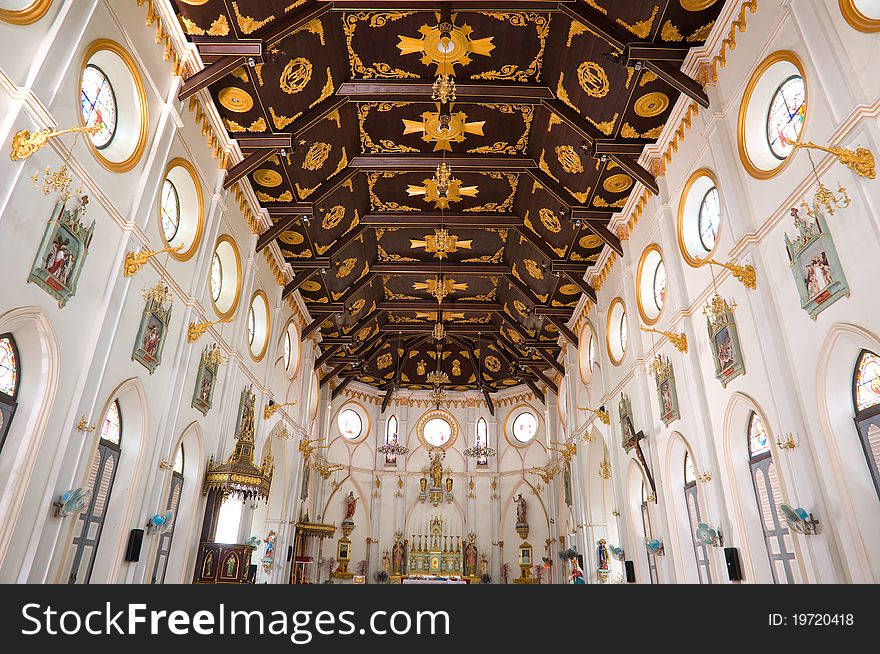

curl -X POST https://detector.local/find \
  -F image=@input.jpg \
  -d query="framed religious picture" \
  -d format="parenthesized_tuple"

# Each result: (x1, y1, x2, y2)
(27, 198, 94, 308)
(705, 295, 745, 387)
(784, 204, 849, 320)
(192, 343, 222, 415)
(519, 543, 532, 566)
(618, 394, 637, 452)
(132, 283, 173, 374)
(652, 355, 680, 426)
(337, 541, 350, 560)
(563, 460, 573, 507)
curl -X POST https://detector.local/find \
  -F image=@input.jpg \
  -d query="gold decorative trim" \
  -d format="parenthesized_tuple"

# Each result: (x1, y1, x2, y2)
(737, 50, 808, 180)
(0, 0, 52, 24)
(635, 243, 664, 326)
(677, 168, 721, 268)
(160, 158, 203, 262)
(211, 234, 242, 320)
(577, 320, 595, 386)
(79, 39, 149, 174)
(839, 0, 880, 32)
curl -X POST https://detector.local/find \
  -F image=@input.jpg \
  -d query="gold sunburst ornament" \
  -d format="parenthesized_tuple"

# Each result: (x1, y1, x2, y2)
(407, 165, 478, 210)
(414, 275, 468, 303)
(410, 228, 473, 259)
(398, 18, 495, 75)
(402, 106, 485, 152)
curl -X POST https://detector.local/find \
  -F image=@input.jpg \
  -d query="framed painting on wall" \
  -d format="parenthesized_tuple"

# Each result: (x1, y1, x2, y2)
(27, 198, 94, 308)
(192, 343, 222, 415)
(132, 283, 173, 374)
(784, 204, 849, 319)
(652, 355, 680, 426)
(705, 295, 745, 387)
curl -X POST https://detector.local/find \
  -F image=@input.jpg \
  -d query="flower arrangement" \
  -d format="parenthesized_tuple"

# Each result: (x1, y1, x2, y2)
(375, 570, 389, 583)
(559, 547, 579, 561)
(532, 565, 545, 584)
(356, 560, 368, 576)
(480, 573, 491, 584)
(501, 562, 510, 584)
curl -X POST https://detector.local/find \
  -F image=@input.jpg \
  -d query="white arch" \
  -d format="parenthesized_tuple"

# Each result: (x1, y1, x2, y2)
(162, 421, 205, 584)
(0, 306, 60, 578)
(815, 322, 880, 582)
(663, 432, 704, 583)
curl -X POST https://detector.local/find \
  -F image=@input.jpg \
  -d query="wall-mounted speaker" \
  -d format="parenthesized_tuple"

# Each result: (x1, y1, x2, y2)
(124, 528, 144, 562)
(724, 547, 743, 582)
(624, 560, 636, 583)
(287, 545, 293, 562)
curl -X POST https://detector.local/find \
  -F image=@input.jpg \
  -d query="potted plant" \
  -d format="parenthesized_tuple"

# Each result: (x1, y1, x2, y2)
(500, 562, 510, 585)
(375, 570, 389, 584)
(480, 573, 491, 584)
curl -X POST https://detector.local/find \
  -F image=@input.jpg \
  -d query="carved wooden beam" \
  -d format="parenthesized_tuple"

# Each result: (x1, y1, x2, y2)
(281, 269, 318, 300)
(362, 212, 521, 228)
(371, 262, 509, 275)
(544, 315, 578, 347)
(378, 301, 501, 312)
(332, 1, 572, 10)
(320, 361, 350, 388)
(572, 215, 624, 257)
(190, 38, 262, 59)
(350, 154, 535, 172)
(223, 147, 277, 190)
(337, 79, 554, 104)
(260, 2, 335, 47)
(331, 375, 355, 401)
(625, 45, 710, 108)
(524, 379, 546, 404)
(381, 323, 498, 334)
(504, 273, 549, 306)
(288, 257, 331, 270)
(482, 388, 495, 415)
(532, 367, 559, 396)
(302, 314, 328, 341)
(315, 344, 344, 368)
(561, 269, 598, 304)
(330, 272, 378, 308)
(179, 55, 246, 102)
(312, 166, 361, 205)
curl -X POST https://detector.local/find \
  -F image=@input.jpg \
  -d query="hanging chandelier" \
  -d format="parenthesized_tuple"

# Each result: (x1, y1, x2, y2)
(432, 73, 457, 104)
(433, 321, 446, 341)
(377, 438, 409, 457)
(463, 442, 497, 459)
(433, 161, 453, 198)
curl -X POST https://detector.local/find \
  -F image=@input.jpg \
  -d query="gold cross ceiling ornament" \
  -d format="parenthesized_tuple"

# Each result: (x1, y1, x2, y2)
(407, 176, 478, 210)
(414, 276, 468, 303)
(410, 228, 473, 259)
(397, 21, 495, 75)
(402, 107, 485, 152)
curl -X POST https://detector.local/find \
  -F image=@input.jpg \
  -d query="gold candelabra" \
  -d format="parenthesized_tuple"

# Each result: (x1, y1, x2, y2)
(187, 317, 232, 343)
(582, 431, 596, 444)
(640, 327, 688, 353)
(776, 433, 797, 450)
(432, 73, 457, 103)
(598, 459, 611, 480)
(10, 124, 101, 161)
(76, 417, 96, 433)
(264, 400, 297, 420)
(275, 426, 292, 441)
(158, 459, 174, 471)
(298, 436, 329, 458)
(311, 455, 344, 480)
(578, 405, 610, 425)
(548, 440, 577, 462)
(793, 140, 875, 180)
(124, 244, 184, 277)
(696, 257, 757, 290)
(698, 471, 712, 483)
(528, 462, 562, 484)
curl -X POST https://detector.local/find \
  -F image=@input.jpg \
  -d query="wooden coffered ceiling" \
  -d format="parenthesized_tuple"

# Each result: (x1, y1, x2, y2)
(171, 0, 724, 407)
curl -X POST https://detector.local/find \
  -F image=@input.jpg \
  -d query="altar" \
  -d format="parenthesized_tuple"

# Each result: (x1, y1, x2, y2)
(402, 576, 468, 584)
(407, 515, 464, 577)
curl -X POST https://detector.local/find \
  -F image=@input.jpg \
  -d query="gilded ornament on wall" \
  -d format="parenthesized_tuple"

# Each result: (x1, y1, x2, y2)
(577, 61, 610, 98)
(280, 57, 313, 95)
(303, 142, 331, 170)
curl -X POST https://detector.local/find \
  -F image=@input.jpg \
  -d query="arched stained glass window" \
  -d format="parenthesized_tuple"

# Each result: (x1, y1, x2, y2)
(69, 399, 123, 584)
(152, 445, 184, 584)
(476, 417, 488, 465)
(640, 479, 658, 584)
(160, 179, 180, 242)
(698, 187, 720, 253)
(683, 451, 711, 584)
(766, 75, 806, 160)
(588, 333, 596, 370)
(384, 415, 399, 465)
(80, 64, 117, 149)
(852, 350, 880, 500)
(747, 411, 799, 583)
(0, 334, 20, 453)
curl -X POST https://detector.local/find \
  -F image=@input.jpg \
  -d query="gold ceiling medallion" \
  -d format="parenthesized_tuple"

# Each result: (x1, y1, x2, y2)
(301, 280, 321, 292)
(280, 57, 313, 95)
(402, 107, 485, 152)
(634, 91, 670, 118)
(484, 356, 501, 373)
(603, 173, 634, 193)
(680, 0, 719, 11)
(410, 228, 473, 259)
(579, 234, 603, 249)
(577, 61, 610, 98)
(279, 231, 304, 246)
(303, 142, 331, 170)
(524, 259, 544, 279)
(539, 207, 562, 233)
(322, 205, 346, 230)
(556, 145, 584, 174)
(513, 299, 529, 317)
(398, 20, 495, 75)
(253, 169, 282, 187)
(217, 87, 254, 113)
(559, 284, 580, 296)
(336, 257, 357, 278)
(414, 276, 468, 303)
(407, 169, 478, 210)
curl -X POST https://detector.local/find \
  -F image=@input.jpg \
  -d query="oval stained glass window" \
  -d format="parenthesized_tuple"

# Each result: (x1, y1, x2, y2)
(652, 260, 667, 313)
(160, 179, 180, 242)
(80, 64, 117, 149)
(698, 187, 720, 253)
(210, 252, 223, 302)
(766, 75, 806, 160)
(338, 408, 362, 439)
(512, 411, 538, 443)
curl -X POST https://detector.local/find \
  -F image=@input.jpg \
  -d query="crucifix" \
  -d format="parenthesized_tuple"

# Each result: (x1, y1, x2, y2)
(622, 415, 656, 500)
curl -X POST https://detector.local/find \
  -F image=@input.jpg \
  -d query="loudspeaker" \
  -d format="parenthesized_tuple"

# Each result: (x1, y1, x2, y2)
(724, 547, 743, 581)
(124, 528, 144, 562)
(624, 560, 636, 583)
(287, 545, 293, 562)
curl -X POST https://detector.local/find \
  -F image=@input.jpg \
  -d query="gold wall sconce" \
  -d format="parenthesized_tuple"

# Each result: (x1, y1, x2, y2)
(640, 326, 688, 353)
(123, 244, 184, 277)
(793, 140, 875, 180)
(698, 471, 712, 483)
(10, 124, 100, 161)
(578, 405, 610, 425)
(776, 433, 797, 450)
(696, 257, 757, 290)
(187, 317, 232, 343)
(598, 459, 612, 480)
(158, 459, 174, 471)
(76, 417, 96, 433)
(264, 399, 298, 420)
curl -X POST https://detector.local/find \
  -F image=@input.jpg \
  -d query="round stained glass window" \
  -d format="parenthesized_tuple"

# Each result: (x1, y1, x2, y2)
(423, 417, 452, 447)
(210, 252, 223, 303)
(80, 64, 117, 149)
(766, 75, 806, 160)
(247, 306, 255, 346)
(698, 187, 721, 253)
(512, 411, 538, 443)
(338, 408, 362, 439)
(618, 312, 628, 354)
(160, 179, 180, 242)
(652, 260, 666, 313)
(283, 331, 292, 370)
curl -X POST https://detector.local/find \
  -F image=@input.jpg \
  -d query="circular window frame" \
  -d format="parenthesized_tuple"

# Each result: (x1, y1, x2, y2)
(79, 39, 148, 174)
(337, 406, 364, 441)
(247, 289, 270, 362)
(0, 0, 52, 24)
(557, 375, 568, 426)
(283, 319, 302, 380)
(416, 409, 458, 450)
(159, 158, 204, 261)
(333, 401, 370, 443)
(578, 320, 596, 385)
(636, 244, 666, 326)
(737, 50, 808, 180)
(505, 404, 540, 447)
(605, 297, 628, 367)
(309, 370, 320, 423)
(81, 64, 118, 150)
(839, 0, 880, 32)
(677, 168, 723, 268)
(210, 234, 242, 320)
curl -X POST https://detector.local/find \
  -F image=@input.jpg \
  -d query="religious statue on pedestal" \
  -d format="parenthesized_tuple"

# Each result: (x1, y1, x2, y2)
(344, 491, 358, 521)
(430, 452, 444, 489)
(514, 493, 527, 527)
(392, 532, 405, 575)
(479, 553, 488, 577)
(382, 550, 390, 573)
(464, 535, 478, 577)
